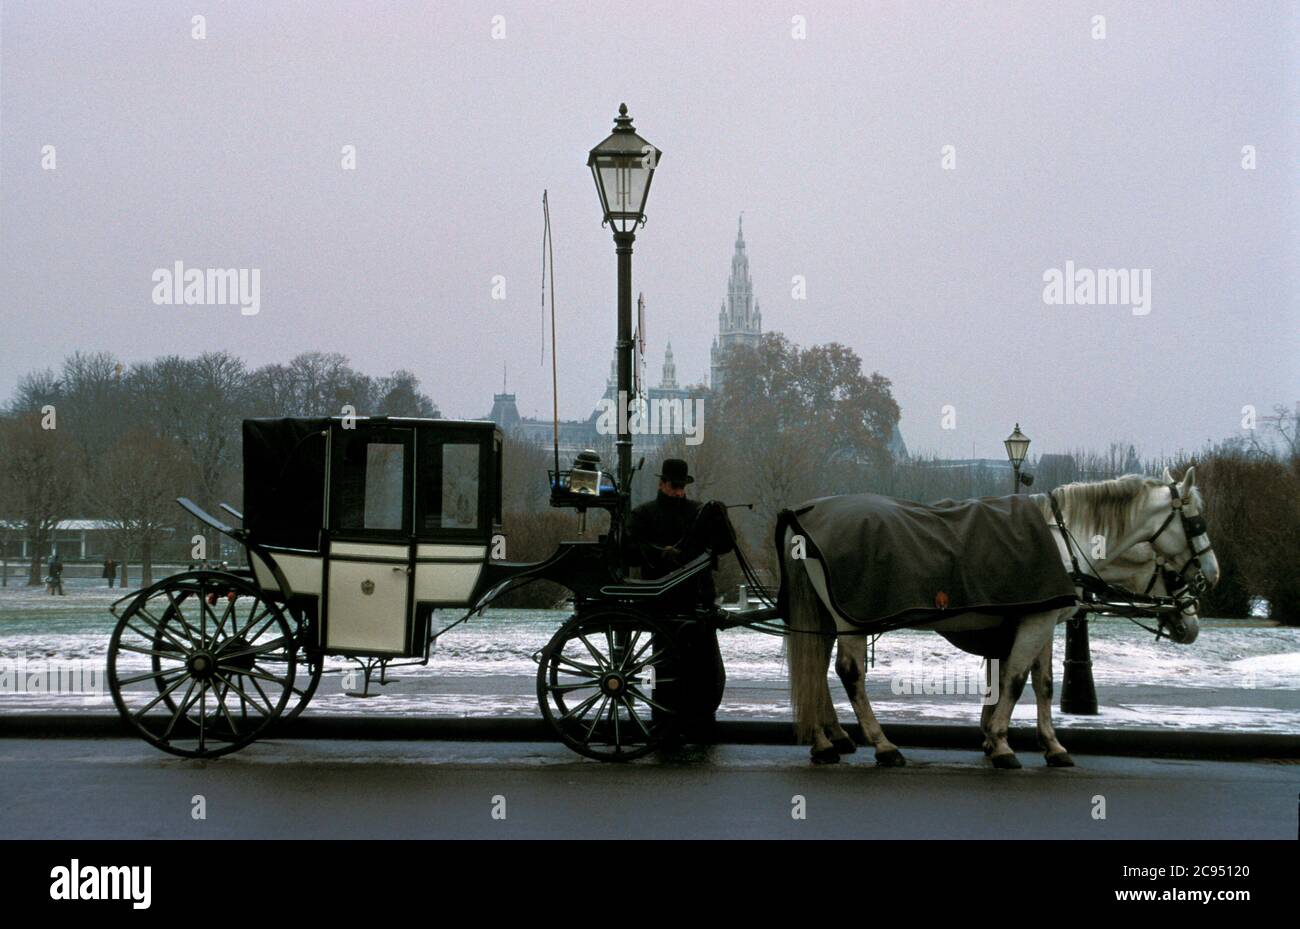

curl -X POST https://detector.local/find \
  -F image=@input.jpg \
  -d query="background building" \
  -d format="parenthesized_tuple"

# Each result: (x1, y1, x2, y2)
(487, 216, 906, 462)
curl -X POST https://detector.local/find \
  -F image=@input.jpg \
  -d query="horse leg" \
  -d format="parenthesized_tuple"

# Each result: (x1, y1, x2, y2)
(819, 632, 855, 754)
(822, 668, 857, 756)
(985, 611, 1059, 769)
(786, 559, 841, 764)
(835, 634, 904, 766)
(980, 658, 1000, 755)
(812, 630, 852, 756)
(1031, 636, 1074, 767)
(984, 656, 1045, 756)
(809, 632, 841, 764)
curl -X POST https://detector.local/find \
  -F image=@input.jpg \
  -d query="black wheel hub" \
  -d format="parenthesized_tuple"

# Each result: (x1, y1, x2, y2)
(186, 650, 218, 681)
(599, 671, 628, 698)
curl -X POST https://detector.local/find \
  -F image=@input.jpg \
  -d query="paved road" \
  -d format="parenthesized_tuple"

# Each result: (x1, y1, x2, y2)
(2, 738, 1296, 839)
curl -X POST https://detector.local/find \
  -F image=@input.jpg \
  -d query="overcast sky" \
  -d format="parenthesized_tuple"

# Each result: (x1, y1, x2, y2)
(2, 1, 1296, 461)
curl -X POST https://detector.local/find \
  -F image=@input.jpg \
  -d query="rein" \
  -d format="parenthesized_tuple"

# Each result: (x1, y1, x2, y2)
(1142, 481, 1215, 599)
(1047, 486, 1202, 639)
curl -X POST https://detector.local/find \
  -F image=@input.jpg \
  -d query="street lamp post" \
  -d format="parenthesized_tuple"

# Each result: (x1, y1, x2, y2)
(588, 104, 660, 522)
(1002, 423, 1097, 713)
(1060, 611, 1099, 714)
(1004, 423, 1030, 495)
(999, 423, 1099, 715)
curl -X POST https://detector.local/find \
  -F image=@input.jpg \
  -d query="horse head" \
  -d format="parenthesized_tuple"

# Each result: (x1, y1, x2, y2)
(1046, 469, 1218, 645)
(1103, 544, 1202, 644)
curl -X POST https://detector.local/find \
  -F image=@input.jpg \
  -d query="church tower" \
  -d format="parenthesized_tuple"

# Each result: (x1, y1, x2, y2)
(710, 215, 762, 391)
(659, 342, 678, 389)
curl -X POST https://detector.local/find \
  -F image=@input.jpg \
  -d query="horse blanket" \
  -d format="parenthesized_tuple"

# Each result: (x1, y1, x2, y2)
(777, 492, 1077, 631)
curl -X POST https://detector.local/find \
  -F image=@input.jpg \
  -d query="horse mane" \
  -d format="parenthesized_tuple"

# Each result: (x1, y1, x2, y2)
(1034, 473, 1202, 542)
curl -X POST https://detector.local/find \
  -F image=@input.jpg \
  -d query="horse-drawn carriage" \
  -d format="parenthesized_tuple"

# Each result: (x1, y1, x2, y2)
(107, 415, 1215, 767)
(106, 415, 737, 761)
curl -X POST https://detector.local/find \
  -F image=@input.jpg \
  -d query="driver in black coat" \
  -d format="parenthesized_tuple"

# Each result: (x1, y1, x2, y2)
(625, 459, 727, 742)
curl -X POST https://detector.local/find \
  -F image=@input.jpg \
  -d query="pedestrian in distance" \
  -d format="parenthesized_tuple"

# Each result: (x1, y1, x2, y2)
(46, 549, 65, 596)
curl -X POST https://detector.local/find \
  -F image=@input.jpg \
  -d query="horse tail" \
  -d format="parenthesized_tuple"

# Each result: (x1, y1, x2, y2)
(781, 531, 834, 745)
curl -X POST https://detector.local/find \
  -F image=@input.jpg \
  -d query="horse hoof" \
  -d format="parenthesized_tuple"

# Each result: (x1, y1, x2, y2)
(875, 748, 906, 767)
(990, 753, 1022, 770)
(1045, 751, 1076, 768)
(831, 737, 857, 755)
(811, 747, 840, 765)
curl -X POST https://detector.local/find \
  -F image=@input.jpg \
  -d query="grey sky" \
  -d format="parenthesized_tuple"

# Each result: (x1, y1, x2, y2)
(2, 1, 1296, 461)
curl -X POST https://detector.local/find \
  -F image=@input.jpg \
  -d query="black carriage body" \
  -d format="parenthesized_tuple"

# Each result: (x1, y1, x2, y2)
(241, 416, 503, 659)
(110, 414, 743, 761)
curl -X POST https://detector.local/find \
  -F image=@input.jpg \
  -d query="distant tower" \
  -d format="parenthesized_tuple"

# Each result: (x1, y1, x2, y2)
(710, 215, 762, 391)
(659, 342, 678, 389)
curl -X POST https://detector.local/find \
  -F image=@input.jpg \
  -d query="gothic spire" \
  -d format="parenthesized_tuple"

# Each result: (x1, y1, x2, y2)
(660, 341, 678, 389)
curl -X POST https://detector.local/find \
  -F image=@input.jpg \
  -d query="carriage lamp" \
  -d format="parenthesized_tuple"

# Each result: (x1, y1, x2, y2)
(589, 104, 660, 514)
(1004, 424, 1032, 494)
(569, 449, 602, 496)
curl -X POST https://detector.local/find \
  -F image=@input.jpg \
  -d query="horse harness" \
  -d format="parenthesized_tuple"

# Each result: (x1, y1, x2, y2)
(1140, 482, 1214, 598)
(1047, 483, 1212, 636)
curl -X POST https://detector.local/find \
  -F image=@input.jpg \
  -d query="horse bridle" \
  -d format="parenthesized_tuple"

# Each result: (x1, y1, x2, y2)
(1048, 484, 1212, 636)
(1140, 482, 1214, 602)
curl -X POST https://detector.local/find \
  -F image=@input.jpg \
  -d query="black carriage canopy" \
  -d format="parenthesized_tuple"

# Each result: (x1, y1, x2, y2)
(242, 417, 501, 550)
(779, 492, 1078, 630)
(243, 417, 332, 549)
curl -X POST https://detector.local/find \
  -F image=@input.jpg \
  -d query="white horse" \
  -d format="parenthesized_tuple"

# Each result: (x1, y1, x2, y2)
(784, 468, 1217, 769)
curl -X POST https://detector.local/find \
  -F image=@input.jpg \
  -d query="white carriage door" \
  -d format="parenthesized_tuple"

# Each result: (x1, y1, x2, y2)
(325, 437, 412, 654)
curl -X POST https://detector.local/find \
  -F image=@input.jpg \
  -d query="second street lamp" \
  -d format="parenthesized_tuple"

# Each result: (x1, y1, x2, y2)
(588, 103, 660, 517)
(1004, 423, 1030, 494)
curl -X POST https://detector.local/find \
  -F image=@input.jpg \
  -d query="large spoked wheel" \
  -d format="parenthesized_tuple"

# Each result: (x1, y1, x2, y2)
(279, 647, 322, 724)
(537, 609, 682, 762)
(108, 571, 297, 758)
(144, 588, 319, 728)
(261, 610, 323, 725)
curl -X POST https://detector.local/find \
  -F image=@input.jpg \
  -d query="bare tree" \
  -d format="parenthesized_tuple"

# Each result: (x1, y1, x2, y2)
(374, 369, 439, 417)
(128, 352, 248, 557)
(95, 430, 195, 586)
(0, 413, 82, 584)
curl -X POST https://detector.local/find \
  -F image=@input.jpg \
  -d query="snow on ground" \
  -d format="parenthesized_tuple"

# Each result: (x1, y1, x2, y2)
(1, 586, 1296, 731)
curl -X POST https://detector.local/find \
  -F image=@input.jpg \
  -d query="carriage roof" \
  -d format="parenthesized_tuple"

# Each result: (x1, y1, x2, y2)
(242, 416, 501, 549)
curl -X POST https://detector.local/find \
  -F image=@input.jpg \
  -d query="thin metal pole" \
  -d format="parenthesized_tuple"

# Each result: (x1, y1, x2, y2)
(543, 192, 559, 478)
(614, 230, 635, 521)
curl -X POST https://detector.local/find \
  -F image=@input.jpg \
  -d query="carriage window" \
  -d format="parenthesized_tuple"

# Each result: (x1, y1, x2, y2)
(363, 444, 405, 530)
(440, 443, 480, 529)
(416, 434, 486, 534)
(336, 439, 406, 531)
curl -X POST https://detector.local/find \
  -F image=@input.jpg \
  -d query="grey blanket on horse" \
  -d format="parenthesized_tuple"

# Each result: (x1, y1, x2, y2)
(779, 493, 1077, 630)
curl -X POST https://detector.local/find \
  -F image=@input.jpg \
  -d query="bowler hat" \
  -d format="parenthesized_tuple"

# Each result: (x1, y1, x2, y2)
(657, 458, 694, 484)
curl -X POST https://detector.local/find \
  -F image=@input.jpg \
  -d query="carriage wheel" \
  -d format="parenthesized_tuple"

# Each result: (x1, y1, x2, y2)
(278, 648, 322, 723)
(257, 608, 322, 725)
(108, 571, 297, 758)
(537, 609, 682, 762)
(148, 589, 319, 727)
